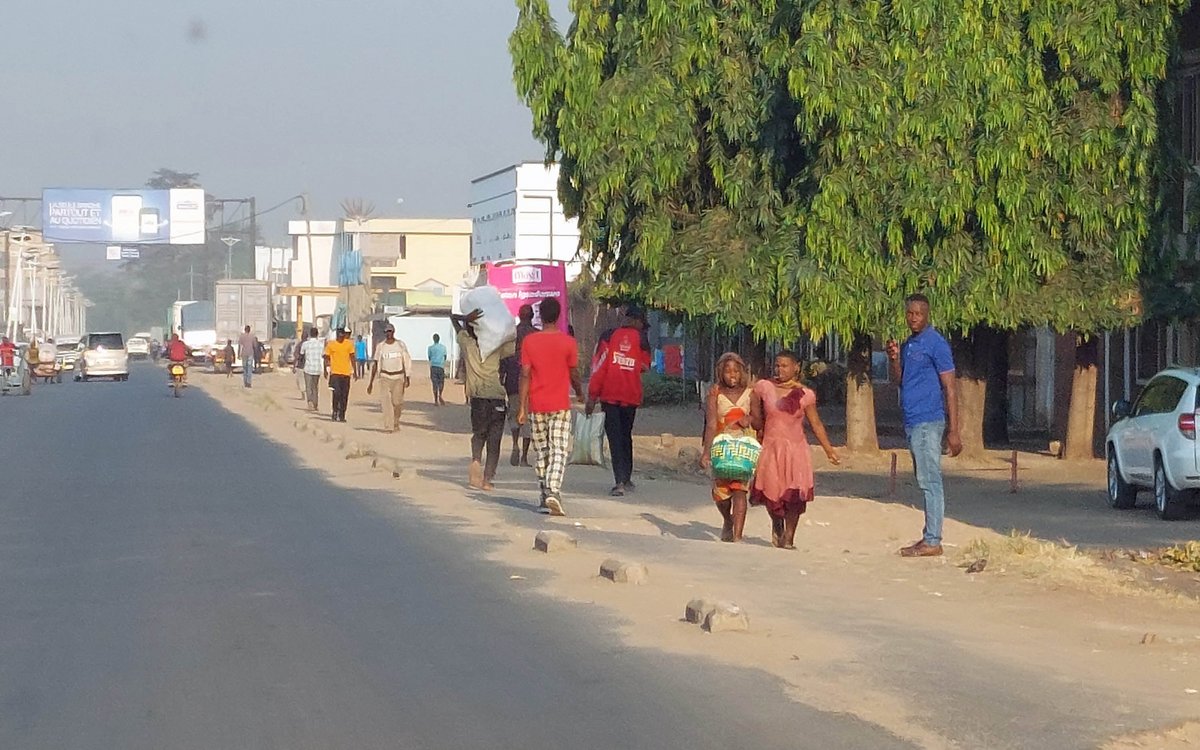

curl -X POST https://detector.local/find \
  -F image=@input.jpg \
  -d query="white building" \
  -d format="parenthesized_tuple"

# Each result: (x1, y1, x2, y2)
(469, 162, 583, 278)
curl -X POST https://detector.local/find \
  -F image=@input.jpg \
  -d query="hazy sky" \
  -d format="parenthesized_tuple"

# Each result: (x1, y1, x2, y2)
(2, 0, 572, 243)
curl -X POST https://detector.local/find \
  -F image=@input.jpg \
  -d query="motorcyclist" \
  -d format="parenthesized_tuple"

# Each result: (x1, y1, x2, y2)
(0, 336, 16, 375)
(165, 334, 189, 384)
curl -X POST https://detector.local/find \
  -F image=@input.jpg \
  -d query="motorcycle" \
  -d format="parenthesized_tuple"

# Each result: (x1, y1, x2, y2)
(168, 362, 186, 397)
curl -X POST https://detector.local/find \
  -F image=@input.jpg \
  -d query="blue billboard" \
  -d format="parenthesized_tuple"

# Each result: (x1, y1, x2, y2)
(42, 188, 207, 245)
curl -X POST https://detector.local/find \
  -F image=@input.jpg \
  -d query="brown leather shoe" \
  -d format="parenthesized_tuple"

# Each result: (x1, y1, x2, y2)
(899, 541, 944, 557)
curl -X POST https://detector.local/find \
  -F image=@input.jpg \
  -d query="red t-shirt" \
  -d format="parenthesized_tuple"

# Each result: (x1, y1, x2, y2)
(520, 330, 578, 413)
(0, 342, 15, 368)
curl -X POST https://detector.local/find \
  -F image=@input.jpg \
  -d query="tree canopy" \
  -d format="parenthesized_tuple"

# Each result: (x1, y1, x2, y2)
(511, 0, 1186, 341)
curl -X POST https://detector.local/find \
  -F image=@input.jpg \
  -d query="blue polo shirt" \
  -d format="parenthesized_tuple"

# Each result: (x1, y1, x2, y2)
(900, 326, 955, 429)
(427, 342, 447, 369)
(354, 339, 368, 361)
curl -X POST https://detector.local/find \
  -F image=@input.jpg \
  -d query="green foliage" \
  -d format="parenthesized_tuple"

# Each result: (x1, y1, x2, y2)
(511, 0, 1186, 341)
(641, 372, 700, 406)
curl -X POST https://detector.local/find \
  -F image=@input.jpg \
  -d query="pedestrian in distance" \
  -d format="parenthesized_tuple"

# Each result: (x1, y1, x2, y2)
(749, 351, 840, 549)
(238, 325, 257, 388)
(700, 352, 760, 543)
(887, 293, 961, 558)
(587, 304, 651, 496)
(517, 298, 584, 517)
(299, 327, 324, 411)
(453, 309, 515, 491)
(223, 339, 235, 378)
(428, 333, 448, 406)
(366, 325, 412, 432)
(291, 334, 306, 398)
(354, 334, 368, 379)
(324, 328, 357, 422)
(504, 304, 539, 467)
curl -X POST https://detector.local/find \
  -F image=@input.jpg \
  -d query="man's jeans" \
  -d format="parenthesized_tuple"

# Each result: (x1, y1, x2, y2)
(242, 359, 253, 387)
(906, 420, 946, 546)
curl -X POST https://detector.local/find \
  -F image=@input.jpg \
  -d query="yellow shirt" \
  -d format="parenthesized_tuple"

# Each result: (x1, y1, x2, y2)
(324, 339, 356, 377)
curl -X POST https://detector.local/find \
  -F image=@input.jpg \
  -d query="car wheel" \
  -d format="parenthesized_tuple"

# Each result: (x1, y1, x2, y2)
(1154, 456, 1187, 521)
(1107, 451, 1137, 509)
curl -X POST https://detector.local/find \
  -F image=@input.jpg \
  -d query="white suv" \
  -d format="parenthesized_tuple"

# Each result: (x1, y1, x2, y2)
(1106, 367, 1200, 520)
(75, 332, 129, 382)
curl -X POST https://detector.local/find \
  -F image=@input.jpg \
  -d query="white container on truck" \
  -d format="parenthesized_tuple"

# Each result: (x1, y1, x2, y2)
(213, 280, 274, 371)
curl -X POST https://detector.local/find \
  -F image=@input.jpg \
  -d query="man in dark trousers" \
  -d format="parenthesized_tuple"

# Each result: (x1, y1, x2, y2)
(453, 309, 515, 491)
(587, 305, 652, 496)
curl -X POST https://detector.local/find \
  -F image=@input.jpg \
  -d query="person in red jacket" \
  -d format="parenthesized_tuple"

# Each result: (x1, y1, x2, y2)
(587, 304, 652, 496)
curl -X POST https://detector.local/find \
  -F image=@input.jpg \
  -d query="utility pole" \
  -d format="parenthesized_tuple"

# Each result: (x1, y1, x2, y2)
(248, 196, 257, 279)
(221, 237, 242, 279)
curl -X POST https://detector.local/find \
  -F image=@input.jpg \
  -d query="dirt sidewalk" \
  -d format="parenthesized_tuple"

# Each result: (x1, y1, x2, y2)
(199, 368, 1200, 750)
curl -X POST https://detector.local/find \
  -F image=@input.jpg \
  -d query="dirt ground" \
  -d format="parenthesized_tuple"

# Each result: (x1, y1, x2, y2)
(198, 365, 1200, 749)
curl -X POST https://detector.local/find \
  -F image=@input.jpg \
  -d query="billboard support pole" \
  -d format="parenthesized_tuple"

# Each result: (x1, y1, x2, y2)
(249, 197, 257, 280)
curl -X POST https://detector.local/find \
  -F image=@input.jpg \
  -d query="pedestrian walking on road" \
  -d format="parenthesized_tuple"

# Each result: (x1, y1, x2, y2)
(518, 298, 584, 517)
(587, 304, 651, 496)
(750, 351, 840, 549)
(701, 352, 759, 543)
(324, 328, 356, 422)
(299, 327, 324, 411)
(354, 334, 368, 379)
(428, 333, 448, 406)
(504, 304, 538, 466)
(223, 339, 235, 378)
(366, 325, 412, 432)
(887, 293, 961, 558)
(454, 309, 515, 491)
(238, 326, 257, 388)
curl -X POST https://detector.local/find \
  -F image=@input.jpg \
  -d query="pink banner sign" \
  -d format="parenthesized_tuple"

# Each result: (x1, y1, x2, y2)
(485, 263, 570, 332)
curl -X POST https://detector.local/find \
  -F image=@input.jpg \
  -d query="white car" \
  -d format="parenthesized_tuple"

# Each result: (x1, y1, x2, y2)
(55, 336, 82, 371)
(75, 332, 129, 382)
(1106, 367, 1200, 520)
(126, 336, 150, 359)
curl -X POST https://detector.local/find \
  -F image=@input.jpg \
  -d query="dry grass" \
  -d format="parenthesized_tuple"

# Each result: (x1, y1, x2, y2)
(1157, 541, 1200, 573)
(1102, 721, 1200, 750)
(959, 531, 1150, 598)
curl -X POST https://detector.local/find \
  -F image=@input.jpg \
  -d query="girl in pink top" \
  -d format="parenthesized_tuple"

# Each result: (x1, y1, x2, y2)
(751, 351, 840, 549)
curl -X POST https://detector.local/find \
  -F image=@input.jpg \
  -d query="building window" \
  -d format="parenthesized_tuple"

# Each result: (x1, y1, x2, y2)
(362, 234, 407, 267)
(370, 276, 397, 292)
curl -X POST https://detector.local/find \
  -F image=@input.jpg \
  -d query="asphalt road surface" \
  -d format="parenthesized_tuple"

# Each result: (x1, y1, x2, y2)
(0, 366, 912, 750)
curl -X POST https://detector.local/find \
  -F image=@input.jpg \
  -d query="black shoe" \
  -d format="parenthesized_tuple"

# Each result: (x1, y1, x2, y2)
(609, 485, 626, 497)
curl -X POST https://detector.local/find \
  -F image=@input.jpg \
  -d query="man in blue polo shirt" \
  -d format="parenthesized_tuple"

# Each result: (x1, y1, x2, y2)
(886, 293, 961, 558)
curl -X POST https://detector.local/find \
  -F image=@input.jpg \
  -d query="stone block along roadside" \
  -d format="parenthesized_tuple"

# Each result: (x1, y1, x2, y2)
(685, 598, 748, 632)
(599, 558, 649, 585)
(704, 602, 749, 633)
(534, 530, 578, 553)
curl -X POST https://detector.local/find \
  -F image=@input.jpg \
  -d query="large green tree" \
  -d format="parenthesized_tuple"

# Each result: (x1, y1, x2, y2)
(512, 0, 1185, 458)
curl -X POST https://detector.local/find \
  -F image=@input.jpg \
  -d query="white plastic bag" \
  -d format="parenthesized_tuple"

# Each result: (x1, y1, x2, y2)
(460, 285, 517, 360)
(569, 411, 608, 467)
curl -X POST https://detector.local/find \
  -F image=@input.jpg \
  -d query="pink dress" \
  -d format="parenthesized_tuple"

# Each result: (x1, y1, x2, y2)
(750, 379, 817, 517)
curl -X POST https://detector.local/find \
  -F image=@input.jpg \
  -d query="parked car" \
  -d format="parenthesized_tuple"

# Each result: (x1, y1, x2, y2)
(1106, 367, 1200, 520)
(75, 332, 129, 382)
(126, 336, 150, 360)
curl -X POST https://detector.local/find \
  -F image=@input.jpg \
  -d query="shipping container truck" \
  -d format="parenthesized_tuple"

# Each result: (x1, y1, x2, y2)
(211, 280, 275, 372)
(180, 301, 217, 362)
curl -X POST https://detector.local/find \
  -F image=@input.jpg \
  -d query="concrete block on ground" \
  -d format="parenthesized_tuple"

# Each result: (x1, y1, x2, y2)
(534, 530, 577, 553)
(600, 558, 649, 585)
(660, 433, 676, 448)
(685, 598, 718, 625)
(703, 602, 749, 633)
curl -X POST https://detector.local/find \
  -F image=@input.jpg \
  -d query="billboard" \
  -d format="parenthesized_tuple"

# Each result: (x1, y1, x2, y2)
(42, 188, 207, 245)
(485, 262, 569, 332)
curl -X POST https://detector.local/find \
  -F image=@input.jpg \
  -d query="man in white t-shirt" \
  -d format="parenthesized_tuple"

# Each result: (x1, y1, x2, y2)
(298, 327, 326, 411)
(367, 325, 412, 432)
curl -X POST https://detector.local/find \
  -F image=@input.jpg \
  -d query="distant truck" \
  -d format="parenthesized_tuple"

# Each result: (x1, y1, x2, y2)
(179, 301, 217, 363)
(212, 280, 274, 372)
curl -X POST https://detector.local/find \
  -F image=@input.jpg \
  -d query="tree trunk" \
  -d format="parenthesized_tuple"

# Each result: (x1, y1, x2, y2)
(1063, 336, 1099, 461)
(951, 329, 991, 460)
(844, 331, 880, 453)
(983, 330, 1010, 445)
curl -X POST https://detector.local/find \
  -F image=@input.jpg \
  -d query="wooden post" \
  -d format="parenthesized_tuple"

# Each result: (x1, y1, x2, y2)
(1010, 449, 1019, 494)
(889, 452, 898, 500)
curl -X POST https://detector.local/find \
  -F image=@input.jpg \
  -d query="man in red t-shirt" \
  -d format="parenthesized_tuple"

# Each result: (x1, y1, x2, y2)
(587, 304, 651, 497)
(518, 298, 584, 516)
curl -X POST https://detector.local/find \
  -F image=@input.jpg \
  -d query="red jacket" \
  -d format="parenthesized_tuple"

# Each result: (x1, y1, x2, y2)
(588, 326, 650, 407)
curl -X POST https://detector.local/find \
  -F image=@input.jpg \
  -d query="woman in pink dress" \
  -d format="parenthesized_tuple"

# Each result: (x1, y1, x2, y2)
(751, 351, 840, 548)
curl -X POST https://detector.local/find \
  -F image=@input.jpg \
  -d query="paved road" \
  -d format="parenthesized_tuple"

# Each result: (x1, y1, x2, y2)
(0, 366, 910, 749)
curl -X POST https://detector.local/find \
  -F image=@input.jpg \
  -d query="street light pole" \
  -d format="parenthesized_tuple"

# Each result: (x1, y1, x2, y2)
(221, 236, 242, 279)
(301, 195, 317, 329)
